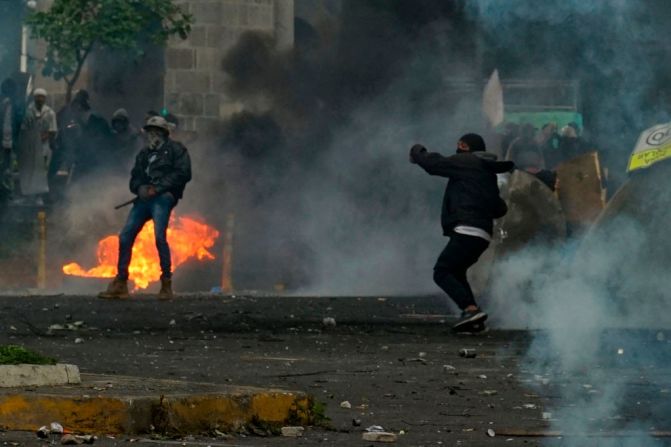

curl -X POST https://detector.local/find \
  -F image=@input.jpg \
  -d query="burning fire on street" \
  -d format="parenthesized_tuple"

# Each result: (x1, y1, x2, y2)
(63, 216, 220, 289)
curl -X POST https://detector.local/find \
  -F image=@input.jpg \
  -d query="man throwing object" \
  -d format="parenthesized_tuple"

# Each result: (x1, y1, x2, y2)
(410, 134, 513, 332)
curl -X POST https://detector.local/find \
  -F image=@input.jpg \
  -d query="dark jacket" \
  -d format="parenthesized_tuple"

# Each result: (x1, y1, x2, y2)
(130, 139, 192, 200)
(411, 145, 514, 235)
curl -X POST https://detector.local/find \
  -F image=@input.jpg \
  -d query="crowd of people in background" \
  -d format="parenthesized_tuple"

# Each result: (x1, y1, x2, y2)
(0, 78, 179, 208)
(1, 74, 602, 210)
(501, 121, 596, 191)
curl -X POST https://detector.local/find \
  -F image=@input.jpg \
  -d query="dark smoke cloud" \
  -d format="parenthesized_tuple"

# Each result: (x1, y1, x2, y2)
(209, 1, 484, 293)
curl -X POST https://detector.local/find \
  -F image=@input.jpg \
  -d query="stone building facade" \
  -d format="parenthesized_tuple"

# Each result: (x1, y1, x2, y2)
(26, 0, 294, 135)
(163, 0, 294, 134)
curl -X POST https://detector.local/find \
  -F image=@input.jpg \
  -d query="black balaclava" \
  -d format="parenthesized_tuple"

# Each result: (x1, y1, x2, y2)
(458, 133, 486, 153)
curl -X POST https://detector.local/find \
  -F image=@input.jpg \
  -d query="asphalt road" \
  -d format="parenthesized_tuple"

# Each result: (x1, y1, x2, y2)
(0, 294, 669, 447)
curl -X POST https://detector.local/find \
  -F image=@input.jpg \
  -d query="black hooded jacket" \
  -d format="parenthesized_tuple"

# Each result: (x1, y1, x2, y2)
(411, 145, 514, 235)
(130, 139, 192, 200)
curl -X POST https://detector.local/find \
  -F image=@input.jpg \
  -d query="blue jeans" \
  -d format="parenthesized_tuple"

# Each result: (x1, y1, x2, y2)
(117, 193, 175, 280)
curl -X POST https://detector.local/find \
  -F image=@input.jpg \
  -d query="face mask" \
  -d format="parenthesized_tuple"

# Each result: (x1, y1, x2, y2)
(147, 130, 166, 149)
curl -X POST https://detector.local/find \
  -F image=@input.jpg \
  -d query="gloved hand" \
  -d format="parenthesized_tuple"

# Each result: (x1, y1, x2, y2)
(138, 185, 157, 200)
(409, 144, 426, 164)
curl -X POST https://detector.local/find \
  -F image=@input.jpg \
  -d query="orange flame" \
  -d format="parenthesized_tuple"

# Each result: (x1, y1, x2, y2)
(63, 216, 220, 289)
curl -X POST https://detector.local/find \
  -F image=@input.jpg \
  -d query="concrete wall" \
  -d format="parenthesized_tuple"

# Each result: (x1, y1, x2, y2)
(164, 0, 294, 135)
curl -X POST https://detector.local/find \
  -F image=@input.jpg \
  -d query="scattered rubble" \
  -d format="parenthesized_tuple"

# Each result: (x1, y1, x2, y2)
(362, 432, 397, 442)
(480, 390, 498, 396)
(459, 349, 477, 358)
(280, 426, 304, 437)
(487, 428, 496, 437)
(36, 423, 94, 445)
(340, 400, 352, 409)
(60, 434, 95, 445)
(36, 426, 49, 439)
(322, 317, 336, 328)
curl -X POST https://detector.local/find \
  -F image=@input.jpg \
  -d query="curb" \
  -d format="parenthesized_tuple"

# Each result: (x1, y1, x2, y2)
(0, 364, 80, 388)
(0, 374, 312, 435)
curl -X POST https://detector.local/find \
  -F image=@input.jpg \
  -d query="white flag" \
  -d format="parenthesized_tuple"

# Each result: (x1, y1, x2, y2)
(482, 69, 504, 127)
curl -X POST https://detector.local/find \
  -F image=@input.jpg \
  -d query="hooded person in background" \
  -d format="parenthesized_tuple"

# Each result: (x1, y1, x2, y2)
(55, 90, 112, 181)
(99, 116, 191, 300)
(110, 108, 142, 172)
(18, 88, 57, 205)
(410, 133, 514, 332)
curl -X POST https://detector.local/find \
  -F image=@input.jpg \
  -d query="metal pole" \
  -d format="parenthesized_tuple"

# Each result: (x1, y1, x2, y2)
(37, 210, 46, 289)
(221, 213, 235, 293)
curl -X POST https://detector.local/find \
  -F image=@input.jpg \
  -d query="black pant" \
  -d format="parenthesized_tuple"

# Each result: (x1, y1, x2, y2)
(433, 232, 490, 311)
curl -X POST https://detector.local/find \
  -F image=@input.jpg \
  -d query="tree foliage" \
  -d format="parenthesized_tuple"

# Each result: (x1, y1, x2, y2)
(25, 0, 192, 100)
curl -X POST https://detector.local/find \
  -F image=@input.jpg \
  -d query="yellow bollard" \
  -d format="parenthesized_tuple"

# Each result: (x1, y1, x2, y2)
(221, 213, 235, 293)
(37, 210, 47, 289)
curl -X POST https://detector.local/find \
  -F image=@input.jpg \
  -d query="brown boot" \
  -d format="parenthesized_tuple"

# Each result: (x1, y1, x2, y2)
(158, 277, 173, 300)
(98, 277, 129, 299)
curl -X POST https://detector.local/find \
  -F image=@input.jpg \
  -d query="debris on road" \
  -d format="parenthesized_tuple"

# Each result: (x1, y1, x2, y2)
(480, 390, 498, 396)
(459, 349, 477, 358)
(74, 338, 84, 344)
(36, 426, 49, 438)
(542, 412, 552, 420)
(366, 425, 385, 432)
(61, 434, 79, 445)
(400, 357, 428, 365)
(50, 422, 64, 434)
(340, 400, 352, 409)
(280, 426, 304, 437)
(352, 418, 362, 427)
(322, 317, 336, 328)
(62, 434, 95, 445)
(362, 431, 398, 442)
(487, 428, 496, 437)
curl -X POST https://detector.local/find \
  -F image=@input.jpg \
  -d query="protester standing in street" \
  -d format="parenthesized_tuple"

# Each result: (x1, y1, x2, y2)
(99, 116, 191, 300)
(18, 88, 57, 205)
(0, 79, 22, 202)
(410, 134, 514, 332)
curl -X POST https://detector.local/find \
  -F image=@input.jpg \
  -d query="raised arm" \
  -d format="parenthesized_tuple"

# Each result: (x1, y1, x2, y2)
(409, 144, 462, 178)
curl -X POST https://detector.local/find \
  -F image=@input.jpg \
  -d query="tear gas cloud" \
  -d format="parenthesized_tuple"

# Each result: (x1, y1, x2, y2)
(474, 1, 671, 443)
